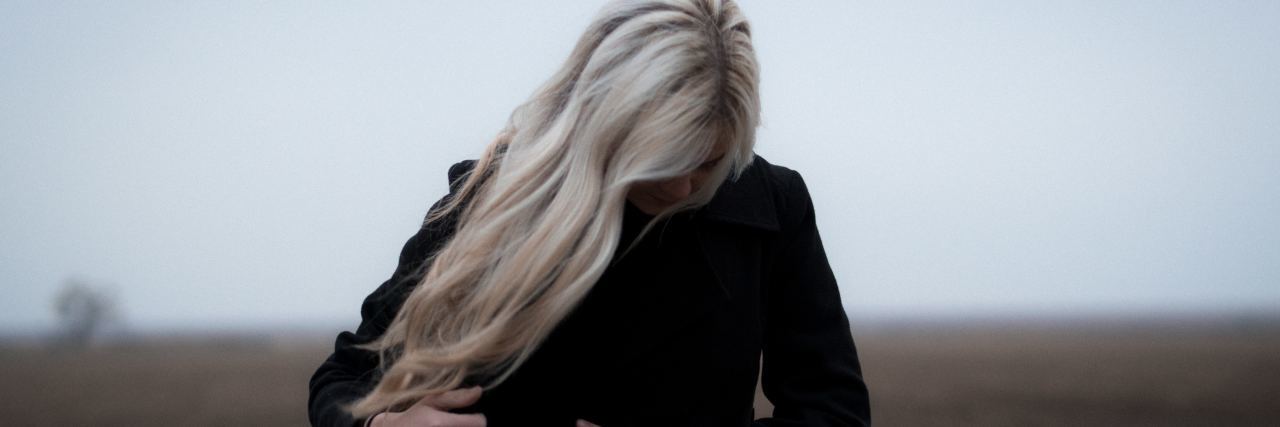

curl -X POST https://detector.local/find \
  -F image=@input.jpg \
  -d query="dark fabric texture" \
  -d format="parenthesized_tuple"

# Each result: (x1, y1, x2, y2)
(308, 155, 871, 427)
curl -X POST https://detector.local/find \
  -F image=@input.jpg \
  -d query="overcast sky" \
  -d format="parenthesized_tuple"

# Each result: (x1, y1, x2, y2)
(2, 1, 1277, 333)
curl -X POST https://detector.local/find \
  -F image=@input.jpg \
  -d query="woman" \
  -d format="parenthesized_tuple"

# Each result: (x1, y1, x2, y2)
(308, 1, 870, 426)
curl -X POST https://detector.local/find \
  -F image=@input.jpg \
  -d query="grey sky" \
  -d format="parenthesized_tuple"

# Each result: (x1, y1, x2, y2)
(2, 1, 1277, 332)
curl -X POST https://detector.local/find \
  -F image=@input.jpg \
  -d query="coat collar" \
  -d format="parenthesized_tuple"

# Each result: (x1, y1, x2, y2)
(694, 155, 780, 232)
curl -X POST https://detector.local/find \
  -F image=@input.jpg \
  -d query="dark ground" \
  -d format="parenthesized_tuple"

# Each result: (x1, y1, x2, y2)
(3, 318, 1278, 426)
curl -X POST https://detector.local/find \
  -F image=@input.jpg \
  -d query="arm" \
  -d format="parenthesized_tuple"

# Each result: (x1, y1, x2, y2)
(308, 195, 461, 427)
(753, 170, 871, 427)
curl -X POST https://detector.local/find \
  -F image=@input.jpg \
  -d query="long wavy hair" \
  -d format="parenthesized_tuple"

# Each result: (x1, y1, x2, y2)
(350, 0, 760, 416)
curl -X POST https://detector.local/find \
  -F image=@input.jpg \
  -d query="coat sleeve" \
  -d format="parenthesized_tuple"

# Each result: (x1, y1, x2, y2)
(307, 194, 461, 427)
(753, 170, 872, 427)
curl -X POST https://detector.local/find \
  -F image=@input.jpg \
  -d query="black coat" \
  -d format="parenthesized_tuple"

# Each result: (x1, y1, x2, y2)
(309, 155, 871, 426)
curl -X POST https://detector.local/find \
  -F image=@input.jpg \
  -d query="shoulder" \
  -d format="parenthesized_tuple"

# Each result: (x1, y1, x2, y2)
(750, 155, 810, 204)
(447, 159, 479, 193)
(749, 155, 817, 230)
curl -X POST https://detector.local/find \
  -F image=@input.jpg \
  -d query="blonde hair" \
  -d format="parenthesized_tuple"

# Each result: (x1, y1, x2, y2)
(351, 0, 760, 416)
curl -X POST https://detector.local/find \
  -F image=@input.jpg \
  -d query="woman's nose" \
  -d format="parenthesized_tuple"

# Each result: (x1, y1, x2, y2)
(658, 175, 693, 200)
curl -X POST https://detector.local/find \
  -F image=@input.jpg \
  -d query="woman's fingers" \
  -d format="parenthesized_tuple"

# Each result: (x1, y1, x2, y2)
(419, 385, 484, 410)
(384, 410, 486, 427)
(434, 412, 487, 426)
(372, 387, 487, 427)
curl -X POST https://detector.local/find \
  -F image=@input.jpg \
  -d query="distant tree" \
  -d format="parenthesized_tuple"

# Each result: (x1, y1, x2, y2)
(52, 279, 119, 349)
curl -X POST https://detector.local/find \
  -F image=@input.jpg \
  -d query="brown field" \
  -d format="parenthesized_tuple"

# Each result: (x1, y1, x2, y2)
(3, 320, 1278, 426)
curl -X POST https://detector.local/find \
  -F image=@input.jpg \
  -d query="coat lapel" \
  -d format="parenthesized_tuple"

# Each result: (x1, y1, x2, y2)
(694, 156, 779, 299)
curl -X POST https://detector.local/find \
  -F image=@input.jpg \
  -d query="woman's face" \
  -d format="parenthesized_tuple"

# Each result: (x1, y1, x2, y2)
(626, 142, 729, 215)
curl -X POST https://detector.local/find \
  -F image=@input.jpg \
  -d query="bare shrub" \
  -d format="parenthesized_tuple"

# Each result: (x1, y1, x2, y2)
(51, 279, 120, 349)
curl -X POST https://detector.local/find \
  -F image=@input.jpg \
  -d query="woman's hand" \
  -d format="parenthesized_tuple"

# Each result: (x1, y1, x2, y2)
(365, 385, 602, 427)
(369, 386, 487, 427)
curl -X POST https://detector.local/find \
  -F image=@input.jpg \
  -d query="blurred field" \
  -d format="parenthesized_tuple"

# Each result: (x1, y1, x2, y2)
(3, 318, 1278, 426)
